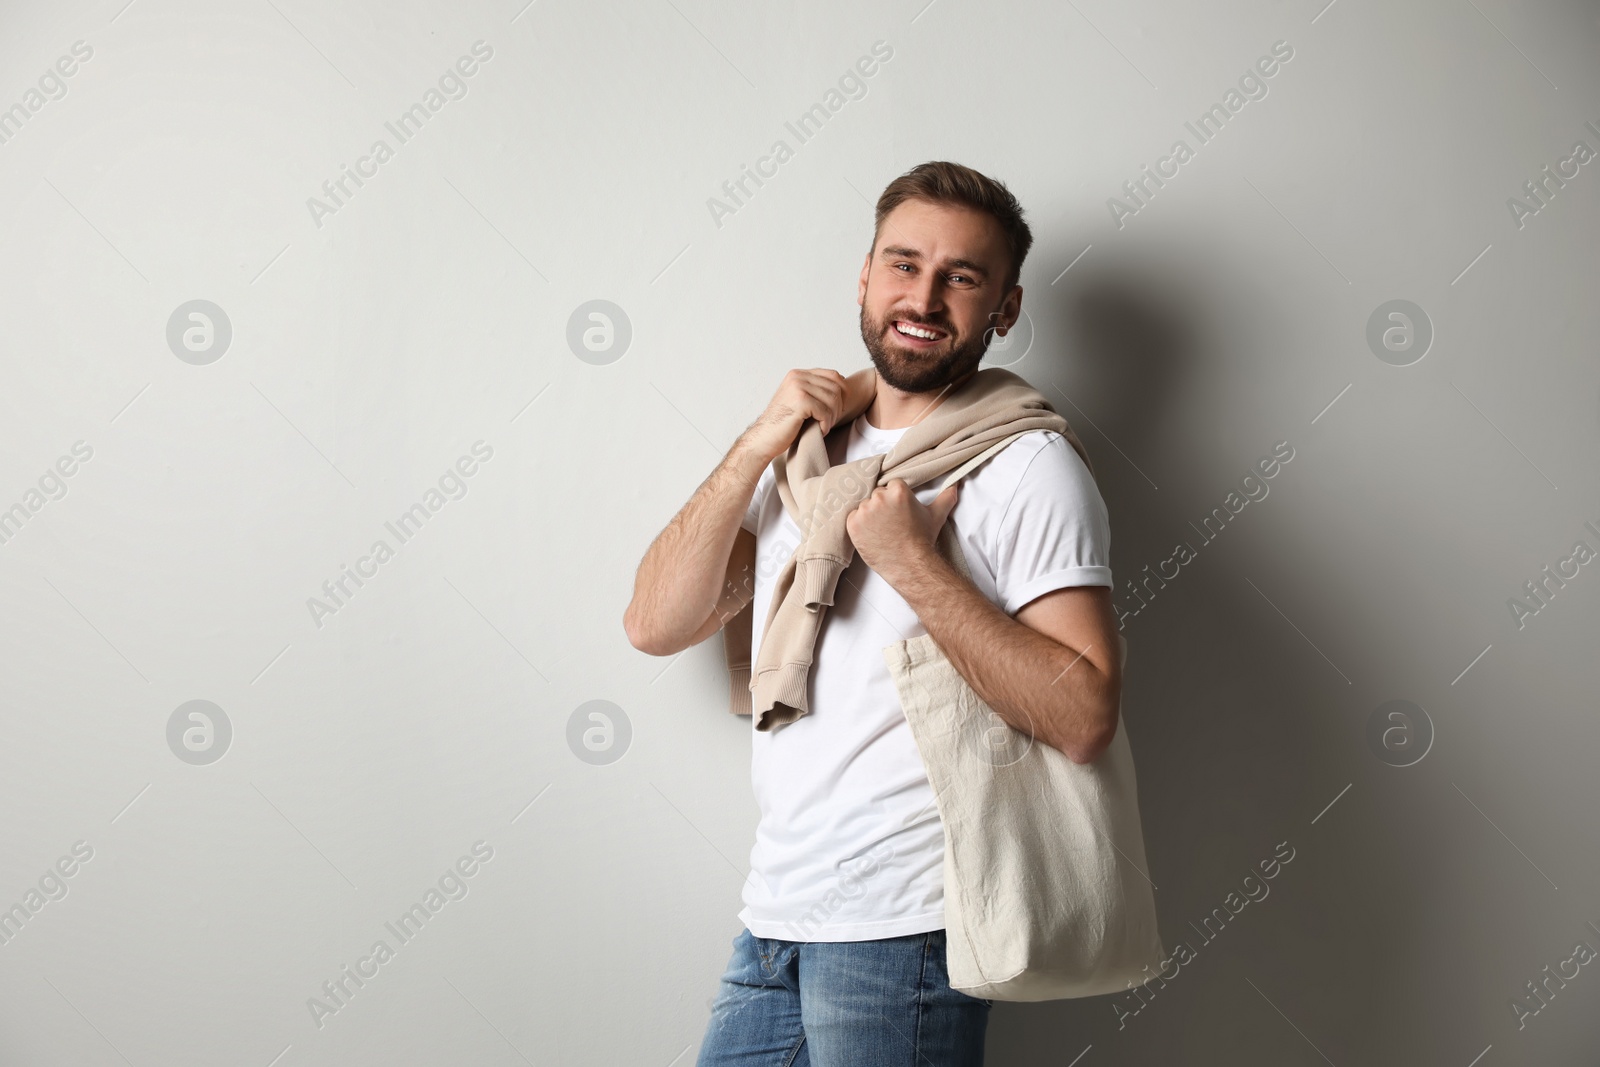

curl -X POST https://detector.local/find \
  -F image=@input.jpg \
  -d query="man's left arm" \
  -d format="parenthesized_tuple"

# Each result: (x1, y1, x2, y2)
(846, 479, 1122, 765)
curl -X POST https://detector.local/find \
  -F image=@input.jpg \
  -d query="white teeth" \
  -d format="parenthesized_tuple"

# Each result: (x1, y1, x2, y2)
(896, 322, 941, 340)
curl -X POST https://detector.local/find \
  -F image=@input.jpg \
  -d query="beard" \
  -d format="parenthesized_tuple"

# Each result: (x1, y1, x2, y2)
(859, 300, 993, 395)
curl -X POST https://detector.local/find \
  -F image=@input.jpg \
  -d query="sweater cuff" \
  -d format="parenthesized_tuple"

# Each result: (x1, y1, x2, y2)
(728, 666, 753, 717)
(797, 556, 844, 610)
(751, 663, 812, 731)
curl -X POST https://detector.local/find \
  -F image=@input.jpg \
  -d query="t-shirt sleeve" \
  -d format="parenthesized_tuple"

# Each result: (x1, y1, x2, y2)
(991, 433, 1113, 615)
(740, 463, 774, 534)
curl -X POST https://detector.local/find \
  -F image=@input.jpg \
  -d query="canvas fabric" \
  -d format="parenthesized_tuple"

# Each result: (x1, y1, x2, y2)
(880, 517, 1166, 1001)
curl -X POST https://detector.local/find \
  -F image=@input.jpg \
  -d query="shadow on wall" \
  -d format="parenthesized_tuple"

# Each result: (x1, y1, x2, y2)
(980, 261, 1404, 1063)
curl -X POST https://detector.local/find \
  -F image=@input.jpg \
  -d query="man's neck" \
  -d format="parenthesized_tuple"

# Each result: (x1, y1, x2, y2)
(864, 369, 978, 430)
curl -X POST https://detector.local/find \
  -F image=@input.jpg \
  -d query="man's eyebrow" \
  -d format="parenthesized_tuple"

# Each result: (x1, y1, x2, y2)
(879, 245, 990, 280)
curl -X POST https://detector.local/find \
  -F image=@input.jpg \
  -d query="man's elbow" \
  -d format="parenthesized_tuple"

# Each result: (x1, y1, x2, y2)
(623, 605, 668, 656)
(1066, 710, 1119, 765)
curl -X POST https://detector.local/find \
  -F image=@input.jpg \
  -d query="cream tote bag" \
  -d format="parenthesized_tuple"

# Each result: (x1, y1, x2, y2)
(882, 516, 1166, 1002)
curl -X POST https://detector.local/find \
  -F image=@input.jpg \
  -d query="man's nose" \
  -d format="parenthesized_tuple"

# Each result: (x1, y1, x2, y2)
(901, 272, 946, 316)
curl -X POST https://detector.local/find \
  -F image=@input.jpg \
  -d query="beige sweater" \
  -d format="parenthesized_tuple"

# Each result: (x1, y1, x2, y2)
(722, 367, 1095, 731)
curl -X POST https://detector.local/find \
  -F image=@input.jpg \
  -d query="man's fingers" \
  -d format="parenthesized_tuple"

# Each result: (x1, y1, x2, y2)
(802, 376, 847, 434)
(784, 369, 851, 436)
(796, 388, 836, 435)
(805, 371, 846, 402)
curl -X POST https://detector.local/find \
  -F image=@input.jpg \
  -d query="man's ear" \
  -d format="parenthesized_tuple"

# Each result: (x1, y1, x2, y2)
(989, 285, 1024, 335)
(857, 247, 883, 303)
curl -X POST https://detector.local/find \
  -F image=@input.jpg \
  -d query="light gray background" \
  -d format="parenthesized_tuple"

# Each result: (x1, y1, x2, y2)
(1, 0, 1597, 1064)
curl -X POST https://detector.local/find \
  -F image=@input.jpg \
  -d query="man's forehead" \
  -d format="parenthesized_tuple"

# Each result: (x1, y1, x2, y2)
(874, 201, 1005, 269)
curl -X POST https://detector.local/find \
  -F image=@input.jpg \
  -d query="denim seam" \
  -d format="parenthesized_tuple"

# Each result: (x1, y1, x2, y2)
(915, 932, 931, 1063)
(774, 943, 804, 1067)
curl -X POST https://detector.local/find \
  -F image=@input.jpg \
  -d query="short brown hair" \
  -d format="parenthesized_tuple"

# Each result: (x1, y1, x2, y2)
(872, 161, 1033, 292)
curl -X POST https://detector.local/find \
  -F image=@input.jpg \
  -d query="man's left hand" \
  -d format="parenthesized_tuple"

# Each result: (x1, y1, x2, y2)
(845, 479, 959, 589)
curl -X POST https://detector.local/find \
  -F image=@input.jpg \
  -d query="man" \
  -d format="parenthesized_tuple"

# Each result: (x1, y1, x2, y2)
(624, 161, 1122, 1066)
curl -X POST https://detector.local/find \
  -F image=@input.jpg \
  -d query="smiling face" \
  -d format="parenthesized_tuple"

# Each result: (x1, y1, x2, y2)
(857, 197, 1022, 395)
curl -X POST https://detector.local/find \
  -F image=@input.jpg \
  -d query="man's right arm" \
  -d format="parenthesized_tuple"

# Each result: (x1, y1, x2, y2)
(623, 367, 876, 657)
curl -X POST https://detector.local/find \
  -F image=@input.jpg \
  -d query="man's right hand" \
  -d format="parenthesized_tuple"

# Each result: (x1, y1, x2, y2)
(624, 366, 875, 657)
(741, 367, 877, 463)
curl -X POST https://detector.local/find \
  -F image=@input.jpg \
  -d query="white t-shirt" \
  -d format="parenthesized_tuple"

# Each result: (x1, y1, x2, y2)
(736, 410, 1113, 942)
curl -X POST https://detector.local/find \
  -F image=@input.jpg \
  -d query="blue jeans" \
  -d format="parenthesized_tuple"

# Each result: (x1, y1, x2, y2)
(695, 927, 992, 1067)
